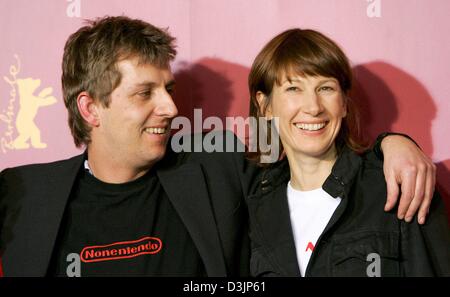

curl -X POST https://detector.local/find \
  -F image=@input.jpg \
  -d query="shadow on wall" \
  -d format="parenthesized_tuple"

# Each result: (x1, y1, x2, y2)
(352, 62, 436, 155)
(353, 61, 450, 224)
(173, 58, 450, 222)
(173, 58, 250, 130)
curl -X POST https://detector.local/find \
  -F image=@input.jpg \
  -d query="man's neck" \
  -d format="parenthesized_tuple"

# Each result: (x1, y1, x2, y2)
(86, 146, 152, 184)
(286, 146, 337, 191)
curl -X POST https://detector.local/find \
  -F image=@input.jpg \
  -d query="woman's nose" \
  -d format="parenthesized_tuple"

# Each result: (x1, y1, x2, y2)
(301, 92, 323, 116)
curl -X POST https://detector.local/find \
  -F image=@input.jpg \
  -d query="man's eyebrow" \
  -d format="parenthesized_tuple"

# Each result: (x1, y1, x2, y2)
(165, 80, 175, 88)
(133, 81, 158, 88)
(133, 79, 176, 88)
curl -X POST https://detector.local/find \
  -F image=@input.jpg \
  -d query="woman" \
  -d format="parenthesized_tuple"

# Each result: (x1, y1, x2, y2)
(246, 28, 450, 276)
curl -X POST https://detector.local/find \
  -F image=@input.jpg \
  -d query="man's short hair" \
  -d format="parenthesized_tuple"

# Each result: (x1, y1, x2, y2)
(62, 16, 177, 147)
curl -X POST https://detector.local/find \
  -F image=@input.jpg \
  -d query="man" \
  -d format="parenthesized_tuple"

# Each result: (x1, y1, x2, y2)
(0, 16, 437, 276)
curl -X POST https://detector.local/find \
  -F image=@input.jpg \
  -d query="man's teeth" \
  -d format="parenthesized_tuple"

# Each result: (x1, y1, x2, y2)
(145, 127, 167, 134)
(295, 123, 326, 131)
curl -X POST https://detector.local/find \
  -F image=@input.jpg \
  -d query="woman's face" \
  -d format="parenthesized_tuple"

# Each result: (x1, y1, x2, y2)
(261, 74, 347, 160)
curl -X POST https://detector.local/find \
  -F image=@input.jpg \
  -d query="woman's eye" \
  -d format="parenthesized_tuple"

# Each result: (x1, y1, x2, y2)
(319, 86, 334, 92)
(286, 86, 299, 92)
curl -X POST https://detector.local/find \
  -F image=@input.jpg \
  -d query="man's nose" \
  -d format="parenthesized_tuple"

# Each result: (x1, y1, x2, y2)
(156, 91, 178, 118)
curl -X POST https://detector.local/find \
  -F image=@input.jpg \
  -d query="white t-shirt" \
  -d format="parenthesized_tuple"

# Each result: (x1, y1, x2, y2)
(287, 181, 341, 277)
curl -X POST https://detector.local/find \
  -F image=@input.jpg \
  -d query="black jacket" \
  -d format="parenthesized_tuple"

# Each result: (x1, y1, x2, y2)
(0, 131, 257, 276)
(247, 147, 450, 277)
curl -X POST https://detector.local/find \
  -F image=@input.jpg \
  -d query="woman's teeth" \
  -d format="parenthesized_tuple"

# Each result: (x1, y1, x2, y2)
(295, 122, 326, 131)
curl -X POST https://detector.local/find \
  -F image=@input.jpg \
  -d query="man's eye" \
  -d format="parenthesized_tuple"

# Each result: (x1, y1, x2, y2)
(166, 86, 175, 95)
(138, 91, 152, 98)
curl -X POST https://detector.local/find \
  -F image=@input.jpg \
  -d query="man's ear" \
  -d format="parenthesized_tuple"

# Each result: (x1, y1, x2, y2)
(77, 92, 100, 127)
(256, 91, 272, 119)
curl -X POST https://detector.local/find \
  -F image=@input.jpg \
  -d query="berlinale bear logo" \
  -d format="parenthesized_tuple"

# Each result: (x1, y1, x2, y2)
(1, 55, 57, 153)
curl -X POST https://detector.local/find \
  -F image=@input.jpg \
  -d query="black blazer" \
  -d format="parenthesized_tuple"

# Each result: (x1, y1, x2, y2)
(247, 147, 450, 277)
(0, 131, 258, 276)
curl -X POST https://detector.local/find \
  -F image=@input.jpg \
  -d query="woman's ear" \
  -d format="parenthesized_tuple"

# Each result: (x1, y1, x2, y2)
(77, 92, 100, 127)
(256, 91, 272, 119)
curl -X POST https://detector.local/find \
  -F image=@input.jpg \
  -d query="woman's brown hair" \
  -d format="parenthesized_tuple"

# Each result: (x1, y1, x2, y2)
(247, 28, 368, 165)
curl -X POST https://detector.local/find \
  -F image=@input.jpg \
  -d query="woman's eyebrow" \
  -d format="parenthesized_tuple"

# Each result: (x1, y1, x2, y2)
(317, 78, 338, 84)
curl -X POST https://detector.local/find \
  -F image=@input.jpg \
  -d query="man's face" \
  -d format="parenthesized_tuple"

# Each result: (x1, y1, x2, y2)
(94, 57, 177, 169)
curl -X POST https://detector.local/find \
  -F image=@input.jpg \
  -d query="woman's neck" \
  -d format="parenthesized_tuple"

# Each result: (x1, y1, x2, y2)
(286, 146, 338, 191)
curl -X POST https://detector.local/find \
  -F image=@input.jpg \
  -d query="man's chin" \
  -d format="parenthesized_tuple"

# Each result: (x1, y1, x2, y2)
(145, 148, 167, 164)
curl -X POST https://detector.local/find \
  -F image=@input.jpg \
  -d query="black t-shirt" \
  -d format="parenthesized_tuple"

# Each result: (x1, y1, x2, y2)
(48, 167, 206, 276)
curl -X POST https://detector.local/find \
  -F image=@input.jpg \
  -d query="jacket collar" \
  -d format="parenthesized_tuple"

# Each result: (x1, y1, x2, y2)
(247, 158, 299, 276)
(256, 145, 362, 199)
(322, 146, 362, 198)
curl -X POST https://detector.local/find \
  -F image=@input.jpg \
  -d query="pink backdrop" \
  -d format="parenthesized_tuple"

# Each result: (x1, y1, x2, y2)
(1, 0, 449, 215)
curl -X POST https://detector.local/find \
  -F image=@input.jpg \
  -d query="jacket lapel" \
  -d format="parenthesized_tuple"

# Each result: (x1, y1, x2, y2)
(321, 147, 362, 235)
(247, 184, 301, 276)
(157, 163, 227, 276)
(3, 154, 84, 276)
